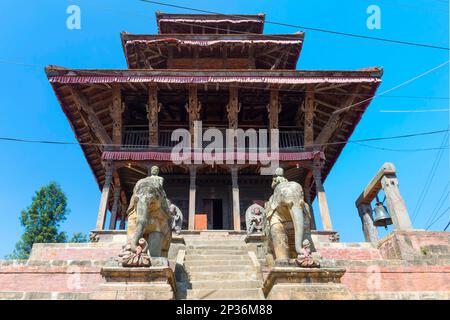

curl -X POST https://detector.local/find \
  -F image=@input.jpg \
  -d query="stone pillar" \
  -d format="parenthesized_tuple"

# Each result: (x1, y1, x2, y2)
(108, 186, 121, 230)
(357, 203, 379, 242)
(188, 166, 197, 230)
(231, 166, 241, 231)
(312, 160, 333, 231)
(96, 161, 114, 230)
(381, 174, 413, 230)
(147, 84, 160, 147)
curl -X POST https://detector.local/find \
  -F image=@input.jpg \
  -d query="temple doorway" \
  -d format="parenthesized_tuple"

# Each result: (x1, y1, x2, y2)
(203, 199, 223, 230)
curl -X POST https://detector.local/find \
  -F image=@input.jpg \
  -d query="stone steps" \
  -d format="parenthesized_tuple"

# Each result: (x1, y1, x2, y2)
(0, 291, 91, 300)
(186, 249, 247, 256)
(186, 245, 247, 250)
(189, 271, 259, 281)
(186, 288, 264, 300)
(185, 254, 252, 261)
(187, 265, 255, 273)
(185, 259, 254, 267)
(188, 280, 262, 290)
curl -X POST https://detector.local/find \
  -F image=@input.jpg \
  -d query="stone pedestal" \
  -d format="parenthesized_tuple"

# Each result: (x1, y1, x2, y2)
(378, 230, 450, 261)
(263, 267, 353, 300)
(90, 266, 176, 300)
(245, 233, 267, 263)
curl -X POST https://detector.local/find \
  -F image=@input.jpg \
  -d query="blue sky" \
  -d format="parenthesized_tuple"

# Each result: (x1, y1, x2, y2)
(0, 0, 448, 257)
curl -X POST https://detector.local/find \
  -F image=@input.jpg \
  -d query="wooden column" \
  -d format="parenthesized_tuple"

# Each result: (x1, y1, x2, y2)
(108, 186, 121, 230)
(231, 166, 241, 231)
(110, 84, 124, 147)
(357, 203, 379, 242)
(267, 89, 280, 130)
(227, 86, 239, 130)
(303, 84, 315, 150)
(167, 46, 174, 68)
(119, 201, 127, 230)
(248, 46, 255, 69)
(381, 174, 413, 230)
(96, 161, 114, 230)
(185, 85, 201, 145)
(147, 84, 160, 147)
(312, 160, 333, 231)
(188, 166, 197, 230)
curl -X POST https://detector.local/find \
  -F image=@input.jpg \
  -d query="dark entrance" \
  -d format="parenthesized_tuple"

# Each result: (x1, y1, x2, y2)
(203, 199, 223, 229)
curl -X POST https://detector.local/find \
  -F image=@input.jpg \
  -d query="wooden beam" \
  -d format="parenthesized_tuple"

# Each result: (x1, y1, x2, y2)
(69, 86, 112, 146)
(314, 85, 361, 149)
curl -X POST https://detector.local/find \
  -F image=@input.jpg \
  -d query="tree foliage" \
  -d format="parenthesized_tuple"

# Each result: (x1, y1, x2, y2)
(7, 182, 87, 259)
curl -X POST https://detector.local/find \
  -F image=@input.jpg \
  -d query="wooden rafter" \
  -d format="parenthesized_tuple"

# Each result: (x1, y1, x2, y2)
(69, 86, 112, 145)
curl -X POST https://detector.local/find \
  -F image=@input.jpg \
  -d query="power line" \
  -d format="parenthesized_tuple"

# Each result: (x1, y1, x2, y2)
(425, 182, 449, 228)
(426, 206, 450, 230)
(138, 0, 450, 50)
(444, 220, 450, 231)
(379, 108, 450, 113)
(412, 131, 449, 223)
(0, 128, 448, 149)
(335, 59, 450, 113)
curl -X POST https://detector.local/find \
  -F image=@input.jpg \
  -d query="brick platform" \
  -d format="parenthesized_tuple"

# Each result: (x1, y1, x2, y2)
(0, 230, 449, 299)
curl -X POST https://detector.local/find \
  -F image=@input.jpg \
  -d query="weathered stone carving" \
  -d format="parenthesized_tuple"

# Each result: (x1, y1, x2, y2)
(296, 239, 321, 268)
(125, 166, 172, 265)
(169, 202, 183, 235)
(265, 168, 319, 267)
(121, 238, 151, 267)
(245, 203, 265, 234)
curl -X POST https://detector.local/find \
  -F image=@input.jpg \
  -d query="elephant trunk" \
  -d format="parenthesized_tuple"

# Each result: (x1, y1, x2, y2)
(291, 206, 304, 256)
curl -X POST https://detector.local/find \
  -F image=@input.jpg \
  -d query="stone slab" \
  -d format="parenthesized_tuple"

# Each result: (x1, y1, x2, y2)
(263, 267, 351, 300)
(91, 266, 176, 300)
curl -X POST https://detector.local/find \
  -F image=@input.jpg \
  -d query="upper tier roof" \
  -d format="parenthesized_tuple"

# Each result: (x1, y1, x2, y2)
(121, 33, 304, 70)
(156, 12, 265, 34)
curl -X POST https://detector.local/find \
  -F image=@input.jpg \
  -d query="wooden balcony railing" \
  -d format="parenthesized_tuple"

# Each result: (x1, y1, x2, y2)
(121, 129, 304, 150)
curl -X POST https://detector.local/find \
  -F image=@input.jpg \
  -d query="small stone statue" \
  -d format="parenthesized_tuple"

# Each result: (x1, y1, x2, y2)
(271, 167, 288, 190)
(149, 165, 164, 189)
(169, 203, 183, 235)
(296, 239, 321, 268)
(245, 204, 265, 234)
(121, 238, 151, 267)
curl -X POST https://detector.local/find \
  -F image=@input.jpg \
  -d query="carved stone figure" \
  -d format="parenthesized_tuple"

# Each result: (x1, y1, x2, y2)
(245, 203, 265, 234)
(265, 168, 316, 266)
(169, 202, 183, 235)
(296, 239, 321, 268)
(121, 238, 151, 267)
(126, 166, 172, 262)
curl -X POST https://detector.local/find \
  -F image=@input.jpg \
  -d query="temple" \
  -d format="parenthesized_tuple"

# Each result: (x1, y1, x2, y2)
(45, 12, 382, 232)
(1, 12, 448, 301)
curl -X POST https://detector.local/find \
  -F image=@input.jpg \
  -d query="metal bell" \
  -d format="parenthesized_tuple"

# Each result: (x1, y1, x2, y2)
(373, 201, 392, 228)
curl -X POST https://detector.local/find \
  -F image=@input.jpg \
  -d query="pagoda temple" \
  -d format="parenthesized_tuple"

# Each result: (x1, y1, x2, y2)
(45, 12, 383, 233)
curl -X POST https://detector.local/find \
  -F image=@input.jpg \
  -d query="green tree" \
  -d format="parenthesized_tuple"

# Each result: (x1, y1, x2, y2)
(7, 182, 86, 259)
(69, 232, 88, 243)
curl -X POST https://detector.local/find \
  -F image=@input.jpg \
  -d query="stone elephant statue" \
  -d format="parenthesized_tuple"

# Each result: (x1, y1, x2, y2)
(126, 176, 172, 258)
(265, 181, 312, 264)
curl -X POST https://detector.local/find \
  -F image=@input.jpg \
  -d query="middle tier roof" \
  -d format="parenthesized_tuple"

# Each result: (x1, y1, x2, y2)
(121, 33, 304, 70)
